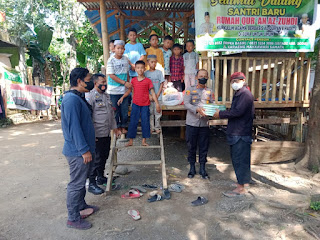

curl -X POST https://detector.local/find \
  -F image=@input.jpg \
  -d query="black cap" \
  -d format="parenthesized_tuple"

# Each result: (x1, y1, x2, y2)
(205, 12, 209, 16)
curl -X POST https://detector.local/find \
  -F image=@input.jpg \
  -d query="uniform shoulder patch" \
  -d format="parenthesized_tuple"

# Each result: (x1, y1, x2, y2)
(186, 90, 190, 95)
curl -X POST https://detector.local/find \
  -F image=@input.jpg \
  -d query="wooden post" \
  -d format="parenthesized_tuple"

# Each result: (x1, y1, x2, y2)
(120, 14, 125, 41)
(295, 107, 303, 143)
(172, 21, 176, 41)
(183, 18, 189, 44)
(100, 0, 109, 66)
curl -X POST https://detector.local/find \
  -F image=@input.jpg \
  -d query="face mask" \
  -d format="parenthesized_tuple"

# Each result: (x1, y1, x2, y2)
(231, 82, 244, 91)
(198, 78, 208, 85)
(98, 84, 107, 92)
(84, 81, 94, 91)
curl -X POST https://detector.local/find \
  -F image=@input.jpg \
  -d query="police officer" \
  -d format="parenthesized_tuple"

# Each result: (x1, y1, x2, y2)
(87, 74, 120, 195)
(184, 69, 214, 179)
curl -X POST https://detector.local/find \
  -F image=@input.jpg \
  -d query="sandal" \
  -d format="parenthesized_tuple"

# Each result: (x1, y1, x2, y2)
(168, 184, 183, 193)
(128, 209, 141, 220)
(163, 189, 171, 200)
(80, 208, 94, 219)
(121, 189, 143, 199)
(131, 186, 147, 193)
(222, 191, 246, 198)
(142, 184, 158, 189)
(148, 194, 163, 203)
(191, 196, 208, 206)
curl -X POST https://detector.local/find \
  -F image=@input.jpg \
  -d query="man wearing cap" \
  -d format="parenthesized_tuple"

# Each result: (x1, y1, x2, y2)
(184, 69, 214, 179)
(199, 12, 215, 35)
(107, 40, 131, 135)
(213, 72, 254, 197)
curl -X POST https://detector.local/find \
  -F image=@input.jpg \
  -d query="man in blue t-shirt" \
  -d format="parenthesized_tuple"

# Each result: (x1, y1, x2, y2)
(124, 28, 146, 79)
(61, 67, 98, 230)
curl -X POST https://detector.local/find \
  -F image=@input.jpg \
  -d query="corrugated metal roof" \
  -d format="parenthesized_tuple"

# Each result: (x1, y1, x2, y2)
(79, 0, 194, 12)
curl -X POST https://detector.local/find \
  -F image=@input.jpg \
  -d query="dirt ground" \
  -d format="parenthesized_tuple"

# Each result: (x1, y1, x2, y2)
(0, 120, 320, 240)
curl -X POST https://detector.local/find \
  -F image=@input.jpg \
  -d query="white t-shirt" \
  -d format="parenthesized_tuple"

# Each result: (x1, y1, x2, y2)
(106, 55, 129, 95)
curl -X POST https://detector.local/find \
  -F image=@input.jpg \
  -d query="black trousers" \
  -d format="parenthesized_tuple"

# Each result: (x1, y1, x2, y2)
(186, 125, 210, 164)
(88, 136, 111, 182)
(230, 138, 251, 185)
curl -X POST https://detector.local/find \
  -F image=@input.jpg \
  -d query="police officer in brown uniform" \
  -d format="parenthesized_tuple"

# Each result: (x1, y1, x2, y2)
(87, 74, 120, 194)
(184, 69, 214, 179)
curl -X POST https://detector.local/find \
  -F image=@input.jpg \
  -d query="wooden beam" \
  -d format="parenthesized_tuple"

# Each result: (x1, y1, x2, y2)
(100, 0, 109, 65)
(109, 0, 126, 15)
(153, 22, 168, 36)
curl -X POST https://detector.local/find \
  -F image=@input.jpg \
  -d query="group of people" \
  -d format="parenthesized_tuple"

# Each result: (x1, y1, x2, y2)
(60, 28, 255, 230)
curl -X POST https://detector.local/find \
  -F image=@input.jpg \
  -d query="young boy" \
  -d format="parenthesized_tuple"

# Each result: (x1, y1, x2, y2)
(161, 35, 174, 84)
(124, 28, 146, 79)
(109, 40, 115, 57)
(183, 40, 199, 89)
(145, 55, 165, 134)
(145, 30, 164, 73)
(87, 74, 120, 195)
(126, 61, 161, 147)
(169, 43, 184, 92)
(106, 40, 131, 134)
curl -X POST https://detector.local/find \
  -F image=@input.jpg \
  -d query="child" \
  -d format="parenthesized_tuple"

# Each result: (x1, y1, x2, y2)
(124, 28, 146, 80)
(126, 61, 161, 147)
(145, 30, 164, 73)
(169, 43, 184, 92)
(109, 40, 115, 57)
(183, 40, 199, 89)
(145, 55, 165, 134)
(106, 40, 131, 134)
(160, 35, 174, 85)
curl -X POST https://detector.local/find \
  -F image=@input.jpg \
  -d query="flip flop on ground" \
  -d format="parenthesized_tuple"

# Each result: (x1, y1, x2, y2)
(128, 210, 141, 220)
(148, 194, 163, 203)
(121, 189, 143, 199)
(191, 196, 208, 206)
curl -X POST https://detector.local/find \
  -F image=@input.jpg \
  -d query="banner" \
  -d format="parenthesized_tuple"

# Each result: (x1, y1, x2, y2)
(9, 84, 53, 110)
(195, 0, 318, 52)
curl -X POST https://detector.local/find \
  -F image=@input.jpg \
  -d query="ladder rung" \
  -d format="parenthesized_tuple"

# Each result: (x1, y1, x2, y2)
(117, 145, 161, 150)
(115, 160, 162, 165)
(136, 132, 159, 135)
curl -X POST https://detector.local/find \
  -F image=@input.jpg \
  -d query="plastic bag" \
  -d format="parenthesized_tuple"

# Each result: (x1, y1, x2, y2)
(162, 82, 183, 106)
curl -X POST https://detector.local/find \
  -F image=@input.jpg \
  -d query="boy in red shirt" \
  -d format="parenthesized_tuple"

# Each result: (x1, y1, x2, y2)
(126, 61, 161, 147)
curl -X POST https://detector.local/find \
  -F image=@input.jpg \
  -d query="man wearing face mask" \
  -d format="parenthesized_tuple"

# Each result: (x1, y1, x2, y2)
(213, 72, 254, 197)
(61, 67, 97, 230)
(184, 69, 214, 179)
(87, 74, 120, 195)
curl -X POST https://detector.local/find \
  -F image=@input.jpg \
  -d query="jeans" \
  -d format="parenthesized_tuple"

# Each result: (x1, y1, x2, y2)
(66, 155, 90, 222)
(88, 137, 111, 183)
(230, 138, 251, 185)
(127, 103, 150, 139)
(110, 94, 129, 128)
(186, 125, 210, 164)
(149, 100, 162, 131)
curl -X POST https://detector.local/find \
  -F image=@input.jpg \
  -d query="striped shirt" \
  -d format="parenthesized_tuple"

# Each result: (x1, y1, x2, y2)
(106, 55, 129, 95)
(169, 55, 184, 81)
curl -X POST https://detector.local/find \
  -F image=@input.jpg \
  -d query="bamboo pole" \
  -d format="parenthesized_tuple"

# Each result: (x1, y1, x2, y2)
(271, 58, 278, 102)
(215, 59, 219, 103)
(120, 14, 125, 41)
(100, 0, 109, 66)
(298, 57, 304, 102)
(279, 59, 285, 103)
(304, 59, 311, 102)
(258, 59, 264, 103)
(266, 58, 272, 102)
(251, 59, 256, 98)
(230, 58, 235, 101)
(285, 59, 292, 103)
(222, 58, 227, 104)
(293, 59, 298, 102)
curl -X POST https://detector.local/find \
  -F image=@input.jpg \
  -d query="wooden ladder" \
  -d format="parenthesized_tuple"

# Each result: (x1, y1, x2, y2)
(105, 129, 168, 192)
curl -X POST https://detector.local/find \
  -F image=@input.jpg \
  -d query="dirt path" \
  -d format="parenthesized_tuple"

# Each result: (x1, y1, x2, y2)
(0, 121, 319, 240)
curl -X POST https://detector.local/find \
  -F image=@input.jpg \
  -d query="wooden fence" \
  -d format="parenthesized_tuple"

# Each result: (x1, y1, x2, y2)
(199, 56, 311, 108)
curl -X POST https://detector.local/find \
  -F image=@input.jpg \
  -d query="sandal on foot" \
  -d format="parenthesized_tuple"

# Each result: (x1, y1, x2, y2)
(121, 189, 142, 199)
(128, 210, 141, 220)
(191, 196, 208, 206)
(80, 208, 94, 219)
(148, 194, 163, 203)
(163, 189, 171, 200)
(131, 186, 147, 193)
(222, 191, 245, 198)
